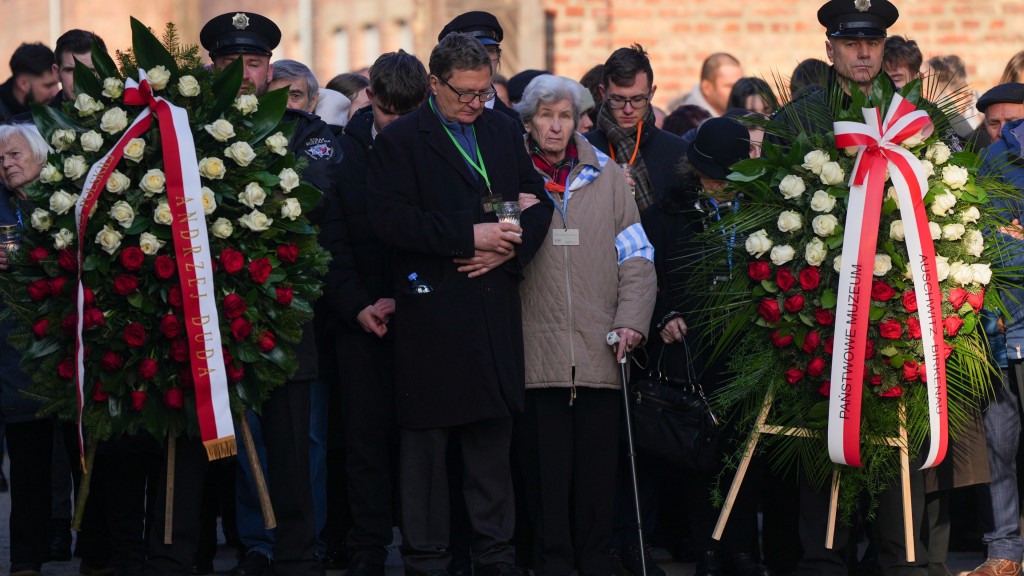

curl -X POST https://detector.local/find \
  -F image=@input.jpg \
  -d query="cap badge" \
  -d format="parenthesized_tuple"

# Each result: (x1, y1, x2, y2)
(854, 0, 871, 12)
(232, 12, 250, 30)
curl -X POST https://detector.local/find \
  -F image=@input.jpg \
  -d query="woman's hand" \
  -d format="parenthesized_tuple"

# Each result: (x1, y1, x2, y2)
(659, 317, 688, 344)
(455, 249, 515, 278)
(611, 327, 643, 362)
(518, 193, 540, 211)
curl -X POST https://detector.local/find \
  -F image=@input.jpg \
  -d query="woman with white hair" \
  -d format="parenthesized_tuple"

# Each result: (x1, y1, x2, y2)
(513, 75, 656, 576)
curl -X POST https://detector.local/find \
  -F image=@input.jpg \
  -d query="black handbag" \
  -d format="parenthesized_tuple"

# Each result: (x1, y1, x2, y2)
(628, 340, 719, 471)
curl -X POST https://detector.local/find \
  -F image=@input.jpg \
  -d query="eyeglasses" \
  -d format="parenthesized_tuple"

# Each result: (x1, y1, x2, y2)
(605, 95, 651, 110)
(437, 76, 497, 103)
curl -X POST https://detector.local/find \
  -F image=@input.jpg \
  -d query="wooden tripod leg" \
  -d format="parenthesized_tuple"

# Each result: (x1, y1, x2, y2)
(239, 415, 277, 530)
(713, 389, 775, 540)
(899, 403, 915, 563)
(826, 469, 841, 549)
(71, 442, 97, 531)
(164, 433, 176, 544)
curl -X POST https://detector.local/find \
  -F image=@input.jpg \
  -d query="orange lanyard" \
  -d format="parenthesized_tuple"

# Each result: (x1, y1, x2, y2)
(608, 120, 643, 166)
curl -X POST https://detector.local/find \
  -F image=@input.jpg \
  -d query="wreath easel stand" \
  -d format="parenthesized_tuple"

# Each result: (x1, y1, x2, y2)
(711, 389, 916, 562)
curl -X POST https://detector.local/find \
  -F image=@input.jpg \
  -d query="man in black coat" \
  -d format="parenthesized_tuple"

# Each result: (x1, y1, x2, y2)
(0, 43, 58, 122)
(367, 33, 551, 576)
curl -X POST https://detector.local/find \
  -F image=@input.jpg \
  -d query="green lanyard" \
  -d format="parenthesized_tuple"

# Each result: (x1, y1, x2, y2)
(429, 97, 492, 193)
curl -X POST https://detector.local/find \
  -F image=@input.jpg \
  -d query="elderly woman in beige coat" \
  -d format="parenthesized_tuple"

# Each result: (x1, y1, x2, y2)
(513, 75, 656, 576)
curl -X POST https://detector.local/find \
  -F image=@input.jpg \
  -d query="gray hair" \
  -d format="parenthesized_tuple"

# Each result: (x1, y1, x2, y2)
(514, 74, 583, 128)
(272, 59, 319, 105)
(0, 123, 49, 167)
(429, 33, 491, 80)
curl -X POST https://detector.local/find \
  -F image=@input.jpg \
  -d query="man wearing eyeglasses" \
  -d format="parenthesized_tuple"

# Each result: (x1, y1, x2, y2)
(585, 44, 687, 212)
(438, 11, 522, 125)
(367, 32, 551, 576)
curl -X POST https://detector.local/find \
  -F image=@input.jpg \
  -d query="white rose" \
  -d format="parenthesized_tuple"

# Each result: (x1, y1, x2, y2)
(50, 129, 76, 152)
(80, 130, 104, 152)
(74, 93, 104, 116)
(889, 219, 905, 241)
(900, 131, 925, 148)
(777, 210, 803, 233)
(199, 157, 226, 179)
(94, 224, 123, 255)
(935, 255, 950, 282)
(146, 65, 171, 90)
(972, 263, 993, 285)
(139, 232, 166, 255)
(153, 201, 173, 225)
(281, 198, 302, 220)
(106, 170, 130, 194)
(930, 192, 957, 216)
(210, 218, 234, 239)
(225, 142, 257, 167)
(778, 174, 806, 199)
(744, 229, 773, 258)
(819, 161, 845, 186)
(123, 138, 146, 162)
(177, 75, 201, 97)
(205, 119, 236, 142)
(805, 237, 828, 266)
(63, 155, 88, 180)
(99, 107, 128, 134)
(239, 182, 267, 208)
(873, 254, 892, 277)
(802, 150, 830, 175)
(238, 209, 273, 232)
(961, 206, 981, 224)
(833, 254, 843, 273)
(49, 189, 79, 215)
(844, 146, 859, 157)
(929, 221, 942, 240)
(809, 190, 836, 213)
(101, 77, 124, 99)
(201, 187, 217, 215)
(265, 131, 289, 155)
(926, 142, 951, 165)
(941, 165, 969, 190)
(811, 214, 839, 237)
(949, 261, 974, 285)
(941, 223, 966, 241)
(139, 168, 166, 196)
(919, 160, 935, 178)
(30, 208, 53, 231)
(278, 168, 300, 192)
(109, 200, 135, 228)
(886, 186, 900, 206)
(39, 163, 63, 184)
(770, 244, 796, 266)
(234, 94, 259, 115)
(963, 229, 985, 257)
(52, 228, 74, 250)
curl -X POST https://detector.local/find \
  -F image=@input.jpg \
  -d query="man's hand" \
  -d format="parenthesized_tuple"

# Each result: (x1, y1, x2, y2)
(474, 222, 522, 255)
(999, 218, 1024, 240)
(612, 327, 643, 362)
(455, 249, 515, 278)
(659, 317, 688, 344)
(356, 300, 393, 338)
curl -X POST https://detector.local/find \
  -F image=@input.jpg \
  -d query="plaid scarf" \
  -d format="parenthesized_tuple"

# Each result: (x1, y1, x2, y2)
(530, 138, 579, 193)
(595, 102, 656, 211)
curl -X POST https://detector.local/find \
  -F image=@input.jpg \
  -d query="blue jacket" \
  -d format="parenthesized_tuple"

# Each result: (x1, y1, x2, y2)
(0, 187, 38, 424)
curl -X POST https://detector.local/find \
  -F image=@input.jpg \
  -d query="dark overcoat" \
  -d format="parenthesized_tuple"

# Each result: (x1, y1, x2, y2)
(367, 102, 551, 429)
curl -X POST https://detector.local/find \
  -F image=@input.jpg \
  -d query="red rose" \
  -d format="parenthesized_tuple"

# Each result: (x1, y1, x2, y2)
(275, 286, 293, 306)
(277, 243, 299, 264)
(249, 257, 272, 284)
(92, 382, 109, 402)
(179, 367, 194, 388)
(84, 307, 105, 329)
(220, 248, 245, 274)
(799, 267, 820, 291)
(948, 288, 970, 310)
(32, 319, 49, 339)
(749, 261, 771, 281)
(130, 390, 148, 411)
(230, 317, 253, 341)
(170, 338, 188, 362)
(784, 294, 805, 313)
(817, 380, 831, 397)
(825, 337, 834, 355)
(902, 291, 918, 313)
(222, 346, 233, 364)
(61, 313, 78, 335)
(223, 293, 247, 319)
(58, 250, 77, 271)
(101, 351, 124, 371)
(865, 339, 875, 359)
(28, 246, 49, 265)
(159, 314, 182, 339)
(776, 267, 796, 292)
(879, 319, 903, 339)
(49, 276, 67, 295)
(967, 289, 985, 312)
(27, 279, 51, 301)
(869, 374, 883, 386)
(784, 367, 805, 384)
(941, 343, 954, 361)
(944, 316, 964, 337)
(138, 358, 159, 381)
(871, 280, 895, 302)
(227, 362, 245, 382)
(164, 388, 184, 409)
(119, 246, 145, 271)
(802, 331, 821, 354)
(902, 360, 920, 381)
(257, 330, 276, 352)
(814, 308, 835, 326)
(123, 322, 147, 347)
(807, 357, 826, 377)
(168, 285, 183, 308)
(770, 330, 793, 348)
(758, 299, 781, 323)
(113, 274, 139, 296)
(83, 286, 95, 306)
(881, 386, 903, 398)
(57, 358, 75, 380)
(154, 255, 176, 280)
(907, 317, 922, 339)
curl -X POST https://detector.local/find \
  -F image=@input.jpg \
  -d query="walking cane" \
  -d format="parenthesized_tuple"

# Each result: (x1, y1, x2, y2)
(607, 331, 647, 576)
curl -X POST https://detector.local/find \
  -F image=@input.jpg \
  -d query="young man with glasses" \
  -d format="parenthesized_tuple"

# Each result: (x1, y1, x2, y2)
(585, 44, 687, 212)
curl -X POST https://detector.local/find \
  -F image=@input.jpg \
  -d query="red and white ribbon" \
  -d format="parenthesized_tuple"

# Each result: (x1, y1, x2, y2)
(76, 69, 235, 459)
(829, 93, 947, 469)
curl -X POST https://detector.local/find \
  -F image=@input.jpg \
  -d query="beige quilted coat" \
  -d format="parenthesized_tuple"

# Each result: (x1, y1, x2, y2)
(521, 134, 657, 391)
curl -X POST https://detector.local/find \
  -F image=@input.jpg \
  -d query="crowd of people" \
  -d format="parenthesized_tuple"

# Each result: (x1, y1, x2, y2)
(2, 1, 1024, 576)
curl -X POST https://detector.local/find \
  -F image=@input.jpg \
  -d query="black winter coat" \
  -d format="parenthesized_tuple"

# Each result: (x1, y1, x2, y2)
(585, 124, 687, 207)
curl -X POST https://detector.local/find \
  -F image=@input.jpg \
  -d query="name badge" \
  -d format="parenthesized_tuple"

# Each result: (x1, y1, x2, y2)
(481, 193, 502, 214)
(552, 229, 580, 246)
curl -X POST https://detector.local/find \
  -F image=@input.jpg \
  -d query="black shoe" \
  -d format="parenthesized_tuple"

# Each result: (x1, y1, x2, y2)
(322, 544, 348, 571)
(475, 562, 522, 576)
(49, 518, 73, 562)
(694, 551, 723, 576)
(621, 545, 665, 576)
(348, 555, 385, 576)
(11, 563, 43, 576)
(724, 553, 771, 576)
(232, 551, 272, 576)
(192, 560, 214, 575)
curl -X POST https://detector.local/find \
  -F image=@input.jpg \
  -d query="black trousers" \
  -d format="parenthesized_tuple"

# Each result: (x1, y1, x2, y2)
(399, 416, 516, 575)
(146, 381, 319, 576)
(514, 387, 620, 576)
